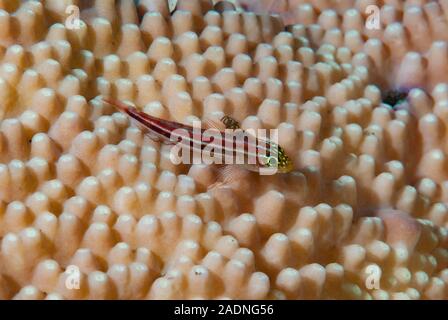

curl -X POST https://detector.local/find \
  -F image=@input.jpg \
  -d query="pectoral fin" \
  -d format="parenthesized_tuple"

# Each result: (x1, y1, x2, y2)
(207, 165, 249, 191)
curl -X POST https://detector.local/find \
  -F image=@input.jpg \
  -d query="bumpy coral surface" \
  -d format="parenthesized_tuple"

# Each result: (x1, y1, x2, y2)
(0, 0, 447, 300)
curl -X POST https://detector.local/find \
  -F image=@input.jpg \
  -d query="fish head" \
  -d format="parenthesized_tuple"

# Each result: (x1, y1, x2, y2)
(258, 143, 293, 174)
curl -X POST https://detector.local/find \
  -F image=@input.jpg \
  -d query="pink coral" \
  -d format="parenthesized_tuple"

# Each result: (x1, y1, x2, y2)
(0, 0, 446, 300)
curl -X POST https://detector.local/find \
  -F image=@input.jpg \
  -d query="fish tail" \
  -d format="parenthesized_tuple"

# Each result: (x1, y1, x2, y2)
(102, 98, 134, 114)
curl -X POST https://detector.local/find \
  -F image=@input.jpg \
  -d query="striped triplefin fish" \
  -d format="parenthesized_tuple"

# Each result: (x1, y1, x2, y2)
(103, 98, 293, 174)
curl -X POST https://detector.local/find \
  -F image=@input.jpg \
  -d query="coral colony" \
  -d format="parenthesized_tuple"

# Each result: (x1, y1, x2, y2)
(0, 0, 447, 300)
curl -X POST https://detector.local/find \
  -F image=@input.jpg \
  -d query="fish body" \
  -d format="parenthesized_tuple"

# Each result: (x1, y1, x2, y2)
(103, 99, 293, 174)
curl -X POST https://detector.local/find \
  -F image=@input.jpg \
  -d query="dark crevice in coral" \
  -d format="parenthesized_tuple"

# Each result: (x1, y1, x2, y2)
(381, 89, 409, 107)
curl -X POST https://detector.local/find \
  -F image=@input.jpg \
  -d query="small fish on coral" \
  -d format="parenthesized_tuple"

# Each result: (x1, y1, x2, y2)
(0, 0, 447, 301)
(103, 98, 294, 175)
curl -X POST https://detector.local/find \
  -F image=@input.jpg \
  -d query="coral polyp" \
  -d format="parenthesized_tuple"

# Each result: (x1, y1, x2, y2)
(0, 0, 446, 300)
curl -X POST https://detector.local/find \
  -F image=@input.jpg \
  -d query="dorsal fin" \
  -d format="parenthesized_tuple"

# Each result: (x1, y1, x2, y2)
(221, 115, 241, 129)
(202, 115, 226, 131)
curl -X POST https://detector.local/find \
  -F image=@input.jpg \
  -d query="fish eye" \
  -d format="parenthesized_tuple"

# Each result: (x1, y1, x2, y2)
(267, 156, 278, 167)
